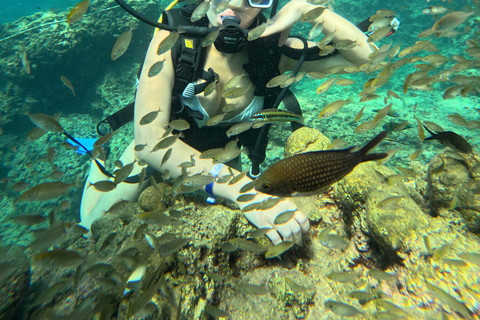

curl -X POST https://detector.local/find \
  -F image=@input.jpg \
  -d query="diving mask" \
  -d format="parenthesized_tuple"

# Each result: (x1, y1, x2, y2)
(211, 0, 273, 9)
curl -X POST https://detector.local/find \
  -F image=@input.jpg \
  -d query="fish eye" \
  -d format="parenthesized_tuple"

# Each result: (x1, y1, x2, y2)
(262, 183, 271, 190)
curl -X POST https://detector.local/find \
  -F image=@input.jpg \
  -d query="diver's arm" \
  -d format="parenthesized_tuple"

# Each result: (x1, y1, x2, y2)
(133, 31, 254, 201)
(262, 0, 372, 72)
(134, 30, 232, 180)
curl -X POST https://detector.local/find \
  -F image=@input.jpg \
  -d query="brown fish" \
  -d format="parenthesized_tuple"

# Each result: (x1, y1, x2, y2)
(26, 112, 63, 133)
(67, 0, 90, 25)
(60, 76, 76, 96)
(423, 125, 473, 153)
(255, 132, 388, 197)
(111, 24, 136, 61)
(18, 179, 78, 202)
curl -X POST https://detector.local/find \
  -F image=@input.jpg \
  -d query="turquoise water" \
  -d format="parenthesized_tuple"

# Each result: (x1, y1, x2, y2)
(0, 0, 479, 319)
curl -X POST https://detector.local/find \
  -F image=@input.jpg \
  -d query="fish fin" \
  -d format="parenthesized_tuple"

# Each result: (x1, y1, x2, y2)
(296, 116, 305, 124)
(358, 131, 388, 155)
(358, 131, 388, 162)
(422, 124, 435, 137)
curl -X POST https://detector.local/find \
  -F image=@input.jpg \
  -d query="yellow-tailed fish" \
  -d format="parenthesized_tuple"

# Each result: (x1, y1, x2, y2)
(67, 0, 90, 25)
(250, 109, 304, 124)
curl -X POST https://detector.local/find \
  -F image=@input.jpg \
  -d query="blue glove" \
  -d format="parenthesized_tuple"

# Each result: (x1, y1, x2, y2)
(67, 138, 97, 155)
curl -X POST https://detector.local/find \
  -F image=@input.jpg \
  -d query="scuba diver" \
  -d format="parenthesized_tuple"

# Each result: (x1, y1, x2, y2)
(79, 0, 398, 244)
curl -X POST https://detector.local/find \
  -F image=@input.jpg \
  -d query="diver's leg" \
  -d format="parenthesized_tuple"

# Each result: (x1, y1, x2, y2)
(80, 141, 147, 236)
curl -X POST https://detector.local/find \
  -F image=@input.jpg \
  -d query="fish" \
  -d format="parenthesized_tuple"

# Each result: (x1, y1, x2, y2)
(308, 21, 324, 40)
(316, 76, 338, 94)
(161, 147, 173, 166)
(239, 180, 256, 193)
(112, 24, 136, 61)
(207, 113, 226, 126)
(319, 234, 348, 249)
(212, 148, 242, 164)
(354, 107, 365, 122)
(190, 2, 210, 22)
(151, 134, 180, 152)
(60, 76, 75, 96)
(32, 249, 83, 268)
(204, 304, 229, 318)
(168, 119, 190, 131)
(255, 131, 388, 197)
(202, 28, 220, 47)
(18, 179, 78, 202)
(114, 161, 135, 184)
(265, 241, 294, 259)
(326, 272, 358, 283)
(247, 21, 269, 41)
(67, 0, 90, 25)
(273, 210, 295, 225)
(301, 7, 326, 23)
(423, 6, 448, 15)
(134, 144, 147, 151)
(425, 282, 473, 320)
(223, 86, 251, 99)
(137, 211, 173, 225)
(248, 227, 272, 238)
(432, 11, 473, 32)
(9, 214, 46, 226)
(25, 127, 47, 141)
(226, 121, 253, 137)
(147, 59, 165, 77)
(367, 270, 397, 282)
(233, 283, 269, 295)
(94, 130, 116, 148)
(157, 32, 180, 55)
(250, 109, 304, 124)
(423, 125, 473, 153)
(266, 74, 290, 88)
(157, 237, 191, 255)
(21, 50, 31, 74)
(92, 180, 117, 192)
(318, 97, 353, 119)
(26, 112, 63, 133)
(229, 238, 267, 253)
(214, 0, 229, 14)
(324, 300, 363, 317)
(368, 26, 393, 42)
(228, 171, 247, 185)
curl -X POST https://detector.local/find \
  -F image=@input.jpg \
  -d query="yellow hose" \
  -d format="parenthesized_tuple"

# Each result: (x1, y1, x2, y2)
(154, 0, 180, 36)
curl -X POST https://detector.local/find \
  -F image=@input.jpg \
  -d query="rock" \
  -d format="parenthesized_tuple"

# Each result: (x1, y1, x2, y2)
(426, 151, 480, 222)
(138, 184, 174, 212)
(284, 127, 331, 157)
(365, 186, 429, 253)
(90, 214, 123, 240)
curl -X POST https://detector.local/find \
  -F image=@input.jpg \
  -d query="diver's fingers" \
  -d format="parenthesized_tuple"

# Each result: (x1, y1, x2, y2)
(286, 219, 302, 245)
(274, 223, 294, 242)
(293, 210, 310, 233)
(266, 229, 282, 245)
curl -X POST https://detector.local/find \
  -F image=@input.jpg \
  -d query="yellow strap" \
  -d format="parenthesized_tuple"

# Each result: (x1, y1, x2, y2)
(154, 0, 180, 36)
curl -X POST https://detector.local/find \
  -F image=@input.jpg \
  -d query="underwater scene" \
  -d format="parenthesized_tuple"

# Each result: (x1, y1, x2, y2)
(0, 0, 480, 318)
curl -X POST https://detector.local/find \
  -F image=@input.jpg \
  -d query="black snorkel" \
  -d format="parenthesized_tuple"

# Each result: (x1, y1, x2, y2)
(113, 0, 280, 36)
(113, 0, 217, 36)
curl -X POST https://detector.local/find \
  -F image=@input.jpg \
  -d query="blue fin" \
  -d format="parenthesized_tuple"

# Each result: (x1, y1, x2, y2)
(67, 138, 97, 155)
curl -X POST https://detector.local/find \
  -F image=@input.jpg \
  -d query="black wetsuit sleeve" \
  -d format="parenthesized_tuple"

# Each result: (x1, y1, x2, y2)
(280, 45, 339, 61)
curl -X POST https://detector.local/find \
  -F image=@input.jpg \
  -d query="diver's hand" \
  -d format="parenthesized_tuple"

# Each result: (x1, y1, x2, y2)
(261, 0, 304, 38)
(242, 198, 310, 245)
(261, 0, 317, 39)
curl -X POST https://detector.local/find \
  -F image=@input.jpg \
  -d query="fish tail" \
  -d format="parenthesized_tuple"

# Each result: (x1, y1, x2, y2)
(422, 124, 435, 140)
(358, 131, 388, 162)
